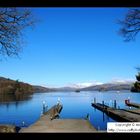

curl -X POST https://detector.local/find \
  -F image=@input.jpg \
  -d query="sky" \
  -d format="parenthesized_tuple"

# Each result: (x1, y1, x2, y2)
(0, 8, 140, 87)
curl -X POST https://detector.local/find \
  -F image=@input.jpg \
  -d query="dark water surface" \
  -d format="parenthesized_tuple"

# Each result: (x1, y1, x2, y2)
(0, 91, 140, 130)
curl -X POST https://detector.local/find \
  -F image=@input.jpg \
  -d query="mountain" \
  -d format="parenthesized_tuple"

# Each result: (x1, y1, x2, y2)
(0, 77, 34, 95)
(33, 85, 55, 93)
(0, 76, 134, 93)
(81, 83, 133, 91)
(67, 82, 103, 89)
(54, 82, 103, 91)
(53, 81, 134, 92)
(53, 87, 77, 91)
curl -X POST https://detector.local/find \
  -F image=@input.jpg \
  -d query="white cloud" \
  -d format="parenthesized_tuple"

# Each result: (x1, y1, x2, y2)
(109, 78, 135, 84)
(67, 81, 103, 88)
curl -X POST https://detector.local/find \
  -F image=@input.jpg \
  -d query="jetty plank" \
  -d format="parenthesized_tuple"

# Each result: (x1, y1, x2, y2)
(125, 102, 140, 108)
(20, 119, 96, 132)
(20, 104, 96, 132)
(92, 103, 140, 122)
(122, 109, 140, 115)
(43, 104, 63, 120)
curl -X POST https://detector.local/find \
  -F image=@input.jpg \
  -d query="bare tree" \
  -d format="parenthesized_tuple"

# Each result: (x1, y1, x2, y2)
(0, 8, 35, 58)
(118, 8, 140, 41)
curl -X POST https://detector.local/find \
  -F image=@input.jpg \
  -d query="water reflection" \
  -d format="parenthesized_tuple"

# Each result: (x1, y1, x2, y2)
(0, 93, 33, 103)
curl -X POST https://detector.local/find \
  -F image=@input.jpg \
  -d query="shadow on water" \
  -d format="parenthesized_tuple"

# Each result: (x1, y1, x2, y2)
(0, 92, 33, 129)
(0, 92, 33, 103)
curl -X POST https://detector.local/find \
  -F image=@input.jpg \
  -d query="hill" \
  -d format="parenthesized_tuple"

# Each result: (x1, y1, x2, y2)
(33, 85, 55, 93)
(81, 83, 133, 91)
(0, 77, 52, 95)
(0, 77, 33, 95)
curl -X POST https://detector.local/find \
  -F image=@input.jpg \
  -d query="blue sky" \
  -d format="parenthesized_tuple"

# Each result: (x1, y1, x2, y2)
(0, 8, 140, 87)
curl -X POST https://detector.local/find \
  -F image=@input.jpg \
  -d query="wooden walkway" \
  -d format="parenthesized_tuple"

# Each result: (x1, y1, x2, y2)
(122, 109, 140, 115)
(125, 102, 140, 108)
(92, 103, 140, 122)
(43, 104, 63, 120)
(20, 119, 96, 132)
(20, 104, 97, 133)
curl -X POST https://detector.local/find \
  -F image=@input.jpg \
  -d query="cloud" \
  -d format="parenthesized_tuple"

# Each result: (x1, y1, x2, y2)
(67, 81, 103, 88)
(109, 78, 135, 84)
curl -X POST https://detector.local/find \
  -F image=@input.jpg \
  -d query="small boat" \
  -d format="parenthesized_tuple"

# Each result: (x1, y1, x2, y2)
(75, 90, 80, 92)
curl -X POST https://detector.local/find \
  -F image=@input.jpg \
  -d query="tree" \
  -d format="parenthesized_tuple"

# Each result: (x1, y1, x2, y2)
(0, 8, 35, 58)
(131, 70, 140, 92)
(118, 8, 140, 41)
(119, 9, 140, 92)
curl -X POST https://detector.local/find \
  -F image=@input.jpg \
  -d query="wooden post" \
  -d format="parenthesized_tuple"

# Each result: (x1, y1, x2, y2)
(102, 101, 104, 106)
(102, 101, 105, 111)
(114, 100, 117, 109)
(42, 101, 46, 114)
(86, 113, 90, 121)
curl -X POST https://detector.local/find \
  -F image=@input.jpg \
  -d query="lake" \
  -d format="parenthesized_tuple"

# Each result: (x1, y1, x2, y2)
(0, 91, 140, 130)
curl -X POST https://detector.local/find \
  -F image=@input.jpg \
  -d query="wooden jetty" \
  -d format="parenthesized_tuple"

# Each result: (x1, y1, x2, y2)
(125, 102, 140, 108)
(20, 103, 97, 133)
(43, 104, 63, 120)
(20, 119, 96, 133)
(92, 103, 140, 122)
(122, 109, 140, 115)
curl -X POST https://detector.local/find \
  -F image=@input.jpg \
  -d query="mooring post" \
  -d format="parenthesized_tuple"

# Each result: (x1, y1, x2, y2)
(114, 100, 117, 109)
(42, 101, 46, 114)
(86, 113, 90, 121)
(102, 101, 105, 111)
(102, 101, 104, 107)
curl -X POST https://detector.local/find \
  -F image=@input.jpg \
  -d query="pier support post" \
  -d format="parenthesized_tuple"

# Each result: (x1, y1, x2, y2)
(102, 101, 104, 107)
(102, 101, 105, 111)
(42, 101, 47, 114)
(86, 113, 90, 121)
(114, 100, 117, 109)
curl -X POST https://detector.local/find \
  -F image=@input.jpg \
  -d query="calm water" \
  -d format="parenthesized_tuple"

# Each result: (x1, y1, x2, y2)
(0, 91, 140, 130)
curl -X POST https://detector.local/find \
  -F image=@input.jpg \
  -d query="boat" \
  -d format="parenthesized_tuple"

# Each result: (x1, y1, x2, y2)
(75, 90, 80, 92)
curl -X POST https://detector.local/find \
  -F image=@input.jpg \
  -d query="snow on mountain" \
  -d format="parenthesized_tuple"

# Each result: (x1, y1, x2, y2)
(67, 82, 103, 89)
(39, 79, 134, 91)
(109, 78, 135, 84)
